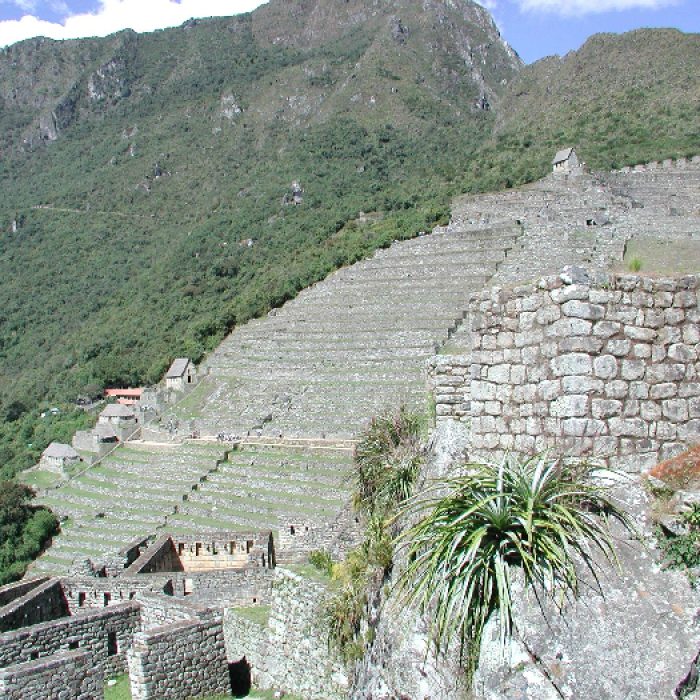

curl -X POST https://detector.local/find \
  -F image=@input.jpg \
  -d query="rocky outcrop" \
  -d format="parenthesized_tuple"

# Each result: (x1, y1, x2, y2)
(351, 421, 471, 699)
(474, 481, 700, 700)
(354, 423, 700, 700)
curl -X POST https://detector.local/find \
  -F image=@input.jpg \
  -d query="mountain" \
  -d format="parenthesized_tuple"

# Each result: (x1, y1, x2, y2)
(0, 0, 697, 477)
(474, 28, 700, 184)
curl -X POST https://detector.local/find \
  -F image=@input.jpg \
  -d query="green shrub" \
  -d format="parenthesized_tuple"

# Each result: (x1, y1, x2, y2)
(629, 257, 643, 272)
(394, 454, 631, 676)
(353, 406, 425, 517)
(325, 407, 427, 663)
(309, 549, 334, 577)
(656, 503, 700, 579)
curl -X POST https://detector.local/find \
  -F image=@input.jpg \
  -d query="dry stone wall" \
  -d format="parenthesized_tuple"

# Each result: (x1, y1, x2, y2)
(0, 601, 140, 678)
(127, 612, 229, 700)
(0, 650, 103, 700)
(430, 272, 700, 471)
(224, 568, 348, 700)
(0, 578, 69, 632)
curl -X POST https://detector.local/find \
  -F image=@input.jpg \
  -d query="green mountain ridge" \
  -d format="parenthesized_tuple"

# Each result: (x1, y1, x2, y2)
(0, 0, 698, 479)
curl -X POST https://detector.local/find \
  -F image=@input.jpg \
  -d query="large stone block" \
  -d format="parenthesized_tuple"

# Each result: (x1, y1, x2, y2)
(606, 339, 632, 357)
(592, 399, 623, 419)
(621, 360, 645, 381)
(546, 318, 593, 338)
(551, 353, 593, 377)
(593, 321, 622, 338)
(562, 376, 604, 394)
(487, 365, 511, 384)
(551, 395, 589, 418)
(608, 417, 648, 438)
(662, 399, 689, 422)
(561, 300, 605, 320)
(646, 364, 686, 384)
(593, 355, 618, 380)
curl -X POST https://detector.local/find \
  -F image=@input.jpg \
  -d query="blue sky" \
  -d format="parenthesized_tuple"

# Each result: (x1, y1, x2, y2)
(0, 0, 697, 63)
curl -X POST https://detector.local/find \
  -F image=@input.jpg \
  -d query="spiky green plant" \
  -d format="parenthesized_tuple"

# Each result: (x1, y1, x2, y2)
(353, 406, 424, 516)
(394, 454, 631, 671)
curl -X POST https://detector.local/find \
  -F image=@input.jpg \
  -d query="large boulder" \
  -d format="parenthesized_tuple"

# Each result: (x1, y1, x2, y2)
(474, 481, 700, 699)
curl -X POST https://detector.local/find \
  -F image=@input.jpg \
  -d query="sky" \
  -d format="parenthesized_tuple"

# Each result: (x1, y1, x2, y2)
(0, 0, 697, 63)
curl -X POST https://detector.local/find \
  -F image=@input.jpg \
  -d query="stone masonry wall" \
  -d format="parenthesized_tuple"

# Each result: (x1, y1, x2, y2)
(430, 273, 700, 471)
(167, 567, 274, 607)
(0, 577, 50, 606)
(277, 505, 363, 565)
(0, 578, 69, 632)
(127, 612, 229, 700)
(0, 650, 103, 700)
(0, 601, 141, 678)
(223, 568, 348, 700)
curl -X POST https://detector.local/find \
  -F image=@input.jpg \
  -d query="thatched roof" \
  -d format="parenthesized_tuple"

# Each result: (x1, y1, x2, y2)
(43, 442, 80, 460)
(552, 147, 575, 165)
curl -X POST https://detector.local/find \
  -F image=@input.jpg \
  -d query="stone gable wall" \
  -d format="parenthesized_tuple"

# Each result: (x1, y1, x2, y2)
(0, 650, 103, 700)
(0, 601, 141, 678)
(127, 614, 229, 700)
(430, 273, 700, 471)
(0, 578, 69, 632)
(0, 577, 50, 606)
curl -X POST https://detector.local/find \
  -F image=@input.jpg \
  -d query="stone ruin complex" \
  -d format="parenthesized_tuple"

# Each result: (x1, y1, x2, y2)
(6, 154, 700, 698)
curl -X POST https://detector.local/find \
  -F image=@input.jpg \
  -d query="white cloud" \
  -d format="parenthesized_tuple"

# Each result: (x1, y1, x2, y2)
(517, 0, 680, 15)
(0, 0, 267, 48)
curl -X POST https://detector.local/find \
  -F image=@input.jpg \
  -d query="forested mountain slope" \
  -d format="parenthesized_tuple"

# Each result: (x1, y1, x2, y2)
(0, 0, 697, 477)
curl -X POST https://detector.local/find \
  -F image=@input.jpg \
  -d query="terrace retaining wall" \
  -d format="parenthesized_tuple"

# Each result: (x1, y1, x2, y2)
(429, 273, 700, 471)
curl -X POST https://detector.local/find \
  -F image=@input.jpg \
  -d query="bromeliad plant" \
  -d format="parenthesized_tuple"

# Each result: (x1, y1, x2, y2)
(393, 453, 631, 673)
(353, 406, 425, 518)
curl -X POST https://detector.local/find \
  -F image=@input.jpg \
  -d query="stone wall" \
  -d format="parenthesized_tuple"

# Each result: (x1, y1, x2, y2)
(0, 577, 50, 606)
(430, 273, 700, 471)
(170, 567, 274, 607)
(0, 578, 69, 632)
(0, 601, 141, 678)
(277, 506, 363, 565)
(0, 650, 103, 700)
(128, 612, 229, 700)
(223, 568, 348, 700)
(125, 535, 183, 574)
(136, 593, 205, 630)
(61, 575, 171, 614)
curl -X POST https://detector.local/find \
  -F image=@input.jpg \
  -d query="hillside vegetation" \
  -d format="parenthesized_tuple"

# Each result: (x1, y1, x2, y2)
(0, 0, 698, 479)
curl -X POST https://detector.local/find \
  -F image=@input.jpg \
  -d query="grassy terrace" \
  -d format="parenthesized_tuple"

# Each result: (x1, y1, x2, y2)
(28, 441, 353, 574)
(29, 441, 227, 575)
(171, 445, 353, 534)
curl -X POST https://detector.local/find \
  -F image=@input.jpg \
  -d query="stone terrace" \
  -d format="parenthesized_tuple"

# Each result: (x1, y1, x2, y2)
(30, 441, 226, 576)
(168, 225, 522, 438)
(166, 444, 353, 534)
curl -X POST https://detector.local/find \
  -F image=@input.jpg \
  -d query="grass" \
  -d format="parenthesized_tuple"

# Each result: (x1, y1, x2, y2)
(231, 605, 271, 626)
(18, 468, 63, 490)
(622, 238, 700, 275)
(288, 561, 334, 584)
(628, 256, 643, 272)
